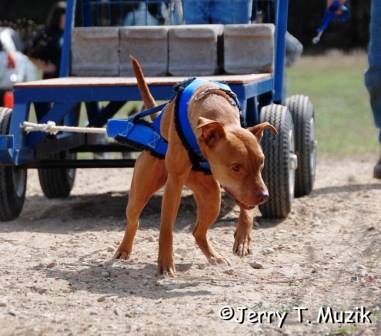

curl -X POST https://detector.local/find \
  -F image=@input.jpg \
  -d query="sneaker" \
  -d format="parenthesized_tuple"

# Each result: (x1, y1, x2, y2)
(374, 157, 381, 179)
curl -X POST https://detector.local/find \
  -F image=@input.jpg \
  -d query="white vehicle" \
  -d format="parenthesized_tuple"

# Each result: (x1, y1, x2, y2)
(0, 27, 40, 107)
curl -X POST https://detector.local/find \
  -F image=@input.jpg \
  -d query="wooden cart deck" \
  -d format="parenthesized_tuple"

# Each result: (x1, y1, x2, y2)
(15, 73, 272, 88)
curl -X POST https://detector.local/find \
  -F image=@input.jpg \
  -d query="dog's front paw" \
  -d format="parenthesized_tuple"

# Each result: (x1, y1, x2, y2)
(158, 256, 176, 277)
(208, 254, 231, 266)
(114, 244, 131, 260)
(233, 230, 252, 257)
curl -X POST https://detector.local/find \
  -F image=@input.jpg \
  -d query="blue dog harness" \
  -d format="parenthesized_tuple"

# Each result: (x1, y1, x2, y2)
(107, 78, 241, 174)
(107, 103, 168, 158)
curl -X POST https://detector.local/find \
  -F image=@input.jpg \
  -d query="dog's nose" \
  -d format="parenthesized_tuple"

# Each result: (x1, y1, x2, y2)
(256, 191, 269, 204)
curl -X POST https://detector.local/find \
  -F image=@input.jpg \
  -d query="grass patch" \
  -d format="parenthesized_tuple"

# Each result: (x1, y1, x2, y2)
(287, 51, 379, 155)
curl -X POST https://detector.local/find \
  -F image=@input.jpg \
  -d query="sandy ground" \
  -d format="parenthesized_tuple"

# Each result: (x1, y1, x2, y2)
(0, 156, 380, 336)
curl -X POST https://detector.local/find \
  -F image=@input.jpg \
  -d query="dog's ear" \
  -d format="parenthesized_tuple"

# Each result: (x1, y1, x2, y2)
(196, 117, 226, 147)
(248, 122, 277, 141)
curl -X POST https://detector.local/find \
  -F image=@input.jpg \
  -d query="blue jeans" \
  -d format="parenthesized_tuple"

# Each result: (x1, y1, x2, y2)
(285, 32, 303, 67)
(183, 0, 252, 24)
(365, 0, 381, 143)
(124, 3, 160, 26)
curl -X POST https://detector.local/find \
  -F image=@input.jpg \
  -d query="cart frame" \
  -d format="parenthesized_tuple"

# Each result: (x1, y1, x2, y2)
(0, 0, 288, 168)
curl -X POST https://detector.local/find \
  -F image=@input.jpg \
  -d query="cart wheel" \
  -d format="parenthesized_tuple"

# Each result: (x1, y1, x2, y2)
(286, 95, 316, 197)
(259, 104, 297, 219)
(0, 107, 27, 221)
(38, 152, 76, 198)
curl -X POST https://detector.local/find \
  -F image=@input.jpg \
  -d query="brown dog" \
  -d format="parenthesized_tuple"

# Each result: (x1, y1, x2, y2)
(114, 58, 277, 276)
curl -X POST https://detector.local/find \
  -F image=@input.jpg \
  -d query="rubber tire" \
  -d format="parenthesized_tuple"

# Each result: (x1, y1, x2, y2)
(259, 104, 296, 219)
(286, 95, 316, 197)
(0, 107, 27, 221)
(38, 152, 76, 199)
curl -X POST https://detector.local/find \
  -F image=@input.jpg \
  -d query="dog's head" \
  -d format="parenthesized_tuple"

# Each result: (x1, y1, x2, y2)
(196, 118, 277, 209)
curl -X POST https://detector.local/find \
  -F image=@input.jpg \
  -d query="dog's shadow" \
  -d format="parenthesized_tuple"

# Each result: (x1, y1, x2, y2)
(41, 260, 214, 300)
(9, 191, 238, 233)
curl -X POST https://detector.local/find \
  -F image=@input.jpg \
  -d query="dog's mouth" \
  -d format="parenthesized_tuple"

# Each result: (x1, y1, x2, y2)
(222, 186, 256, 210)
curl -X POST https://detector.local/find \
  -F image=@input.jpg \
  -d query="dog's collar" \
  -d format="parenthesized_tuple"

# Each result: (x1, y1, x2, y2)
(174, 78, 241, 174)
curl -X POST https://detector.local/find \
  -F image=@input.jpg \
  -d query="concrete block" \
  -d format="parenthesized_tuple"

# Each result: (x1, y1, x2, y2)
(71, 27, 119, 76)
(224, 24, 274, 74)
(120, 26, 169, 76)
(168, 25, 223, 76)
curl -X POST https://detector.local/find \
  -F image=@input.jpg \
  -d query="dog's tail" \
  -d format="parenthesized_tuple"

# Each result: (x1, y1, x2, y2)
(130, 56, 159, 121)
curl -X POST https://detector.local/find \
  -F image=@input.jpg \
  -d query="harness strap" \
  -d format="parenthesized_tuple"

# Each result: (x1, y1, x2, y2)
(129, 103, 167, 121)
(194, 88, 241, 112)
(175, 78, 242, 174)
(106, 103, 168, 158)
(106, 78, 241, 172)
(178, 79, 209, 163)
(174, 92, 211, 174)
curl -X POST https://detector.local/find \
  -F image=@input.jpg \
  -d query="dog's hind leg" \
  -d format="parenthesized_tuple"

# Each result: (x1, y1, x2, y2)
(114, 151, 167, 260)
(186, 172, 230, 266)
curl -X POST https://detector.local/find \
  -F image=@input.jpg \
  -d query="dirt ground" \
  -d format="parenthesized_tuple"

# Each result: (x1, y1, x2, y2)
(0, 156, 380, 336)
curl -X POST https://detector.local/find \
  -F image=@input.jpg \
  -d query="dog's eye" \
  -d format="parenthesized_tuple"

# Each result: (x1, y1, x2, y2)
(231, 163, 241, 173)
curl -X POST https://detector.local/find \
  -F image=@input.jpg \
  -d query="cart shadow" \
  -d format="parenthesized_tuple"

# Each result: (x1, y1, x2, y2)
(311, 183, 381, 197)
(3, 191, 238, 233)
(41, 261, 215, 300)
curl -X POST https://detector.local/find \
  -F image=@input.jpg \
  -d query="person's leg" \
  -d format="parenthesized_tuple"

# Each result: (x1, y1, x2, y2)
(285, 32, 303, 67)
(182, 0, 209, 24)
(124, 3, 159, 26)
(210, 0, 252, 24)
(364, 0, 381, 178)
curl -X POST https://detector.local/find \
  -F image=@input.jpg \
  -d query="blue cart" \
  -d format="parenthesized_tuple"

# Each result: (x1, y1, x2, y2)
(0, 0, 316, 221)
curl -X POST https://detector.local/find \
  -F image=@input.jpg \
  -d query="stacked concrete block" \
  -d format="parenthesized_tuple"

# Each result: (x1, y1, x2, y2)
(224, 24, 275, 74)
(119, 26, 169, 76)
(70, 24, 275, 77)
(71, 27, 119, 76)
(168, 25, 224, 76)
